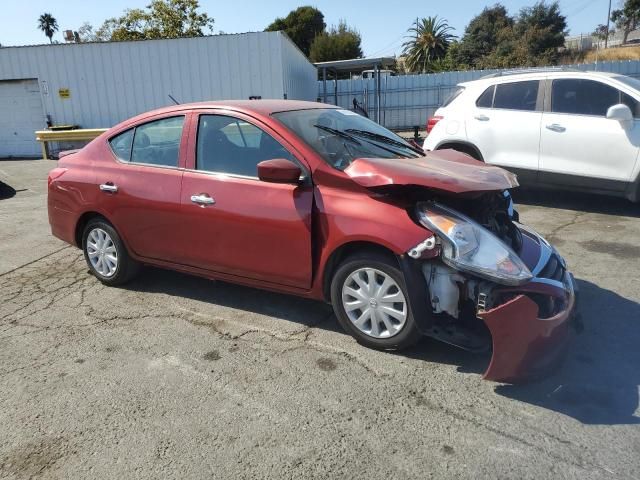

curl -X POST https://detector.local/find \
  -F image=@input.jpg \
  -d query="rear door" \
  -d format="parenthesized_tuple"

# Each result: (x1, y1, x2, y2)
(178, 111, 314, 288)
(539, 78, 640, 191)
(97, 114, 187, 262)
(465, 79, 543, 182)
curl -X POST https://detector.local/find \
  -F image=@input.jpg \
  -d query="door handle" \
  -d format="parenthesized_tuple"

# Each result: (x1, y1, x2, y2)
(99, 183, 118, 193)
(474, 114, 490, 121)
(545, 123, 566, 133)
(190, 193, 215, 206)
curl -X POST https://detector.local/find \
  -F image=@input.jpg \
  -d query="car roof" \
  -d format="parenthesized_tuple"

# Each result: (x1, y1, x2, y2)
(459, 70, 624, 88)
(128, 99, 339, 123)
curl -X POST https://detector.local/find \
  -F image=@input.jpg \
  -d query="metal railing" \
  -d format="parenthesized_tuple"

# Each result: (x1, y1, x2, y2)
(35, 128, 107, 160)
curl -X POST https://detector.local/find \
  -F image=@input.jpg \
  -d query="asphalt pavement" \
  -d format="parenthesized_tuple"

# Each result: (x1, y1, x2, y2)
(0, 160, 639, 479)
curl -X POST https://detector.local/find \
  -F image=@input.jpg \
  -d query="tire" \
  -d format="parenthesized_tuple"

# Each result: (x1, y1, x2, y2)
(330, 252, 422, 350)
(82, 218, 140, 286)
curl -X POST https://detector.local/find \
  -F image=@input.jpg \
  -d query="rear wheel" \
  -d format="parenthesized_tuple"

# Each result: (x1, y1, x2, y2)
(330, 253, 422, 350)
(82, 218, 139, 286)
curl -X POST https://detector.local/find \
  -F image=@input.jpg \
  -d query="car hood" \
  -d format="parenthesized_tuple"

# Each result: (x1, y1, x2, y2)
(343, 149, 519, 194)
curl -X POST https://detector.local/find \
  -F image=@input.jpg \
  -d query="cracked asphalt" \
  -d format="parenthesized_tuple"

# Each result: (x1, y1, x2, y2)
(1, 160, 639, 479)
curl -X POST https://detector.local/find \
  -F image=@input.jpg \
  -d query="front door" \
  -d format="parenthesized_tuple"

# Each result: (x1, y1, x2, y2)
(539, 78, 640, 191)
(465, 79, 543, 182)
(179, 112, 313, 289)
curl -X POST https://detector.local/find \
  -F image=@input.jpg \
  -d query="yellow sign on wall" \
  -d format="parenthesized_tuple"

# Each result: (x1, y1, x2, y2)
(58, 88, 70, 99)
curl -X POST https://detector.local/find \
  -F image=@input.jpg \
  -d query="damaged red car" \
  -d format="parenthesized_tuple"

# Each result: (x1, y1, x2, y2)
(47, 100, 577, 382)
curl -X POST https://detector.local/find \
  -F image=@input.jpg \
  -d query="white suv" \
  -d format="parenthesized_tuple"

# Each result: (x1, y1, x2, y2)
(423, 70, 640, 201)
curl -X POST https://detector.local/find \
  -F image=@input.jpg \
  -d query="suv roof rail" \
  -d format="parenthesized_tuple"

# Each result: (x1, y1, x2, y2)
(480, 66, 581, 79)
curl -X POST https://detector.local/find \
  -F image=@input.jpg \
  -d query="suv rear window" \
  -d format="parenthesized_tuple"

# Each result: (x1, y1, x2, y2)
(442, 87, 465, 107)
(493, 81, 539, 111)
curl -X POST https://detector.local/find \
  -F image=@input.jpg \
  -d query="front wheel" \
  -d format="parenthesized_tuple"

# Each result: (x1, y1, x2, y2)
(330, 253, 422, 350)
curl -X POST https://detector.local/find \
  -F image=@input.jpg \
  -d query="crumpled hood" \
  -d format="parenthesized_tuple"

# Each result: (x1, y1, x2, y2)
(344, 149, 519, 194)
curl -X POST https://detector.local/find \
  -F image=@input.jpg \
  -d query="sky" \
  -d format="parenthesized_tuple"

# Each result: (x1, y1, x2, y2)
(1, 0, 615, 55)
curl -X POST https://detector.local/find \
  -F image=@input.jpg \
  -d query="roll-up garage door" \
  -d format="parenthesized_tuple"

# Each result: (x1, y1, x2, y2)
(0, 79, 45, 158)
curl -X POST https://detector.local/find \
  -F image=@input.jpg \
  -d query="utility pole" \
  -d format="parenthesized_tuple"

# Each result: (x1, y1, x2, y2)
(605, 0, 612, 48)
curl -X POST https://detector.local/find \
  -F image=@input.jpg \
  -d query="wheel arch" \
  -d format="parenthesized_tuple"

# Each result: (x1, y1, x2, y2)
(435, 141, 484, 161)
(74, 211, 112, 248)
(321, 241, 400, 302)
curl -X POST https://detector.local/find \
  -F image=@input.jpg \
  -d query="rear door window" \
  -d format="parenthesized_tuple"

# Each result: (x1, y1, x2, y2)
(493, 81, 539, 111)
(130, 116, 184, 167)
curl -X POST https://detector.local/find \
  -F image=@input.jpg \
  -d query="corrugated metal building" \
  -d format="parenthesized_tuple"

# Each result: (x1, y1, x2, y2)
(0, 32, 317, 157)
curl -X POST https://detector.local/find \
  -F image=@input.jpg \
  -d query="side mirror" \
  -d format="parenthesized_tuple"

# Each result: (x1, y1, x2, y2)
(257, 158, 302, 184)
(606, 104, 633, 125)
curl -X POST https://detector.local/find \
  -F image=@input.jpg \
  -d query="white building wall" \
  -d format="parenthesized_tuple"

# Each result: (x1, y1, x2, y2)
(0, 31, 316, 134)
(279, 34, 318, 102)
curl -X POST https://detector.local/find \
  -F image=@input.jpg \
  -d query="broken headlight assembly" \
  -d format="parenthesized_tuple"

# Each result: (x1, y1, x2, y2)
(416, 202, 532, 286)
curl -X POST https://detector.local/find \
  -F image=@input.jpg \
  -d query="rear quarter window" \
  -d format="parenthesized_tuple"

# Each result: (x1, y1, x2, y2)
(476, 85, 495, 108)
(109, 129, 134, 161)
(442, 87, 465, 107)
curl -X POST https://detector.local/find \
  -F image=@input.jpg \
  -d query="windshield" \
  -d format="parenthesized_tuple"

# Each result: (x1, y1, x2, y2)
(272, 108, 422, 170)
(614, 75, 640, 92)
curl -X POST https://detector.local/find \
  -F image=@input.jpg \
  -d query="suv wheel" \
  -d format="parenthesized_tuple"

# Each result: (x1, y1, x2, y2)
(82, 218, 140, 286)
(330, 253, 422, 350)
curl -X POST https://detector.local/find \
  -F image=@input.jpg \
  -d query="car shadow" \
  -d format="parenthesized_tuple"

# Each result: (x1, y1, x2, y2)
(0, 181, 16, 200)
(125, 269, 639, 425)
(494, 279, 640, 425)
(512, 188, 640, 217)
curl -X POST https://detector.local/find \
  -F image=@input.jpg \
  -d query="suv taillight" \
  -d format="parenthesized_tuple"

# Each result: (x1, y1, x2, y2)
(426, 116, 443, 134)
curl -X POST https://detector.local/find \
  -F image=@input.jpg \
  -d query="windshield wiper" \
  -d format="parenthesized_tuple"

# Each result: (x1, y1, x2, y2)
(313, 124, 412, 159)
(313, 124, 362, 145)
(344, 129, 424, 156)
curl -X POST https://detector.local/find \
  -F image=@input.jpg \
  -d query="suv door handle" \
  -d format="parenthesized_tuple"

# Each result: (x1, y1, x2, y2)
(474, 114, 490, 121)
(190, 193, 215, 206)
(99, 183, 118, 193)
(546, 123, 566, 133)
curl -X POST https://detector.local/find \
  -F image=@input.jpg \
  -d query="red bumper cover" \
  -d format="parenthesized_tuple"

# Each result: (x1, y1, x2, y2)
(479, 273, 577, 383)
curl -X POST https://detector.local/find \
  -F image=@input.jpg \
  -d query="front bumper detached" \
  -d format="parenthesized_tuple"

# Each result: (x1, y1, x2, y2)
(479, 223, 578, 383)
(479, 271, 577, 383)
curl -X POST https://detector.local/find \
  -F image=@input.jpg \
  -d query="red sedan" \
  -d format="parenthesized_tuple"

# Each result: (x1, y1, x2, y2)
(47, 100, 577, 382)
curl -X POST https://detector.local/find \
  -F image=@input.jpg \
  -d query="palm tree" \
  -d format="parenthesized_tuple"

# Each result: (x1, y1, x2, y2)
(38, 13, 59, 44)
(402, 16, 456, 73)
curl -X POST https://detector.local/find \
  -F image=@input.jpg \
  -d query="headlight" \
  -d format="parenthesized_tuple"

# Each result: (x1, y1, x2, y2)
(417, 202, 532, 286)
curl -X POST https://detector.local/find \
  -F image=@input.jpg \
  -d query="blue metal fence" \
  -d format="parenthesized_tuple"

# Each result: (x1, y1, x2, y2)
(318, 60, 640, 130)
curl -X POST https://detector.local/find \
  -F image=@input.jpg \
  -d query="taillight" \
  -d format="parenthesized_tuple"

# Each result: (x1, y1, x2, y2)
(426, 116, 443, 134)
(47, 167, 67, 187)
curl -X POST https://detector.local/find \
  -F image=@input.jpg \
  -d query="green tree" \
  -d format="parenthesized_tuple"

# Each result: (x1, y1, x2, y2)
(38, 13, 59, 44)
(514, 1, 566, 62)
(454, 4, 514, 68)
(611, 0, 640, 44)
(96, 0, 214, 42)
(453, 1, 566, 69)
(265, 6, 325, 56)
(401, 16, 456, 73)
(309, 21, 362, 62)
